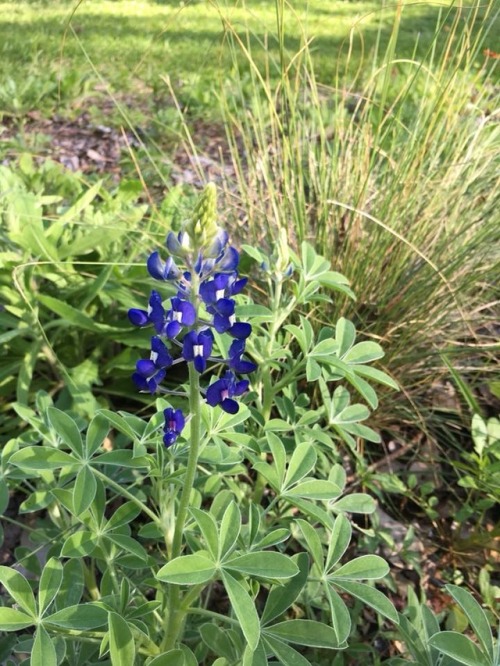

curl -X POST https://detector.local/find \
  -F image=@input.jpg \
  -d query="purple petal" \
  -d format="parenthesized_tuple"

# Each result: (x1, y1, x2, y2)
(199, 330, 214, 357)
(217, 246, 239, 272)
(147, 252, 166, 280)
(151, 337, 172, 367)
(215, 298, 235, 316)
(132, 373, 149, 391)
(229, 322, 252, 339)
(163, 432, 178, 447)
(231, 358, 257, 374)
(220, 398, 239, 414)
(166, 320, 181, 339)
(231, 277, 248, 295)
(194, 356, 206, 373)
(213, 313, 230, 333)
(128, 309, 148, 326)
(176, 299, 196, 325)
(206, 380, 225, 406)
(136, 359, 156, 376)
(182, 330, 197, 361)
(166, 231, 182, 255)
(234, 379, 249, 396)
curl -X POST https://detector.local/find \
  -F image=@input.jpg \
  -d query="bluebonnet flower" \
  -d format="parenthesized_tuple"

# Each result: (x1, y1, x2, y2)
(182, 329, 214, 373)
(228, 339, 257, 374)
(132, 336, 172, 393)
(163, 408, 185, 447)
(206, 371, 249, 414)
(128, 290, 165, 333)
(164, 297, 196, 338)
(129, 184, 255, 417)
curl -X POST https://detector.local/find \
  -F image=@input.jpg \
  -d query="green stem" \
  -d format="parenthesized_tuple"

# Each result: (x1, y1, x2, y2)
(92, 468, 160, 525)
(161, 362, 202, 651)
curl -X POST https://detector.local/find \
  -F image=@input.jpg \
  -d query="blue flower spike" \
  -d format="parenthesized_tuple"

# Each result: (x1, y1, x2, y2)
(129, 183, 255, 421)
(163, 408, 185, 447)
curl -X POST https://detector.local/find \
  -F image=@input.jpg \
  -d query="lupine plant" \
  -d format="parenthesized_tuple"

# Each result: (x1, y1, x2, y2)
(0, 185, 410, 664)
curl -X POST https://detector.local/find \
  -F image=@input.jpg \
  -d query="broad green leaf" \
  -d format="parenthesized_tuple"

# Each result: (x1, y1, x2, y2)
(428, 632, 490, 666)
(296, 520, 323, 569)
(105, 502, 142, 532)
(91, 451, 150, 467)
(156, 554, 216, 585)
(242, 640, 268, 666)
(190, 507, 219, 559)
(104, 534, 149, 562)
(343, 341, 384, 364)
(263, 635, 312, 666)
(38, 558, 63, 616)
(261, 553, 309, 626)
(61, 531, 97, 558)
(333, 580, 399, 624)
(86, 414, 110, 457)
(109, 612, 135, 666)
(0, 608, 34, 631)
(224, 552, 299, 580)
(56, 560, 84, 610)
(31, 626, 56, 666)
(335, 318, 356, 357)
(306, 358, 322, 382)
(47, 407, 84, 458)
(255, 528, 290, 550)
(285, 479, 342, 500)
(330, 493, 376, 514)
(326, 514, 352, 570)
(333, 404, 370, 424)
(324, 585, 351, 645)
(283, 443, 317, 489)
(445, 584, 493, 660)
(43, 604, 107, 630)
(149, 651, 185, 666)
(218, 501, 241, 560)
(37, 294, 103, 333)
(330, 555, 389, 580)
(200, 624, 235, 661)
(267, 433, 286, 485)
(221, 571, 260, 651)
(310, 339, 338, 359)
(9, 447, 77, 470)
(0, 566, 36, 617)
(265, 619, 340, 648)
(353, 364, 399, 390)
(98, 409, 139, 440)
(73, 465, 97, 516)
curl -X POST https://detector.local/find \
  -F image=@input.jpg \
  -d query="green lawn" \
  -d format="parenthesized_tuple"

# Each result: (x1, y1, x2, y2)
(0, 0, 497, 120)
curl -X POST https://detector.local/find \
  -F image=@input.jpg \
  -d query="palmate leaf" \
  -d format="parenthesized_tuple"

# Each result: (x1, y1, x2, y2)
(428, 632, 491, 666)
(333, 580, 399, 624)
(9, 446, 78, 471)
(156, 554, 216, 585)
(329, 554, 389, 580)
(261, 553, 309, 626)
(0, 608, 34, 631)
(262, 635, 312, 666)
(108, 612, 135, 666)
(0, 566, 36, 617)
(264, 619, 340, 649)
(31, 626, 57, 666)
(223, 551, 299, 580)
(47, 407, 84, 458)
(149, 650, 185, 666)
(43, 604, 107, 630)
(445, 584, 494, 661)
(38, 558, 63, 616)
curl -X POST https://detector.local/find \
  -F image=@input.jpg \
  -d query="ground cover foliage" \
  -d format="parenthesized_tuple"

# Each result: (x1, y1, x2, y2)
(0, 0, 499, 664)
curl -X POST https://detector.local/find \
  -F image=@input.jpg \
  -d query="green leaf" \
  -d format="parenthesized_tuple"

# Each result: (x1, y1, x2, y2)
(330, 493, 376, 514)
(43, 604, 108, 630)
(38, 558, 63, 616)
(326, 514, 352, 570)
(73, 465, 97, 516)
(37, 294, 103, 332)
(105, 534, 149, 562)
(306, 358, 321, 382)
(335, 318, 356, 357)
(224, 552, 299, 580)
(330, 555, 389, 580)
(0, 566, 36, 617)
(86, 414, 110, 457)
(91, 450, 150, 467)
(200, 624, 235, 661)
(108, 612, 135, 666)
(149, 651, 185, 666)
(47, 407, 84, 458)
(285, 479, 342, 500)
(31, 626, 56, 666)
(190, 508, 219, 559)
(283, 443, 317, 489)
(343, 341, 384, 364)
(324, 585, 351, 645)
(296, 520, 323, 569)
(105, 502, 142, 531)
(333, 580, 399, 624)
(310, 339, 339, 359)
(156, 554, 216, 585)
(0, 608, 34, 631)
(0, 478, 9, 514)
(428, 632, 490, 666)
(221, 570, 260, 651)
(56, 560, 84, 610)
(61, 531, 97, 558)
(265, 619, 340, 648)
(218, 501, 241, 560)
(263, 635, 312, 666)
(9, 447, 77, 470)
(261, 553, 309, 626)
(445, 584, 493, 661)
